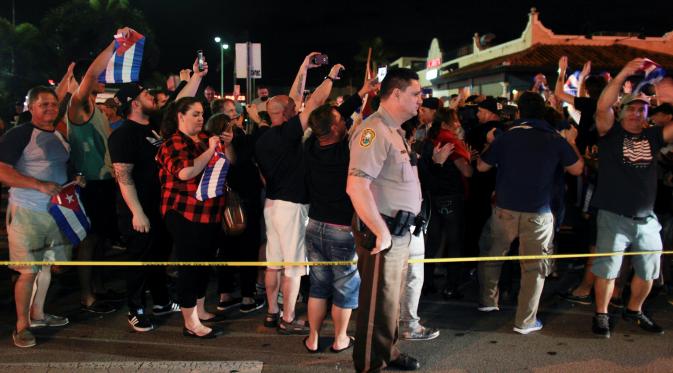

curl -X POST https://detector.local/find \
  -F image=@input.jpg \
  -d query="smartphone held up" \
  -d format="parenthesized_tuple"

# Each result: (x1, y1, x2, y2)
(197, 50, 205, 72)
(311, 54, 329, 66)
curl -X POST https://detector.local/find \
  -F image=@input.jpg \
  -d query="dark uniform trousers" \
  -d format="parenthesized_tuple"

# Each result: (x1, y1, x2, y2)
(353, 231, 411, 373)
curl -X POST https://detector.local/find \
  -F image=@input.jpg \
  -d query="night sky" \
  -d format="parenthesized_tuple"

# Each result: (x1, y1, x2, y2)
(3, 0, 673, 91)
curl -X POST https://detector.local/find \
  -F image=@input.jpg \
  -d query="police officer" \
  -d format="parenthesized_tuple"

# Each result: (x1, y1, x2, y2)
(346, 68, 423, 372)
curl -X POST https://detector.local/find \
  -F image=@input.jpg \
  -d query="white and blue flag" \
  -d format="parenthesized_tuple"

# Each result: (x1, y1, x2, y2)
(48, 182, 91, 246)
(98, 31, 145, 83)
(196, 149, 229, 201)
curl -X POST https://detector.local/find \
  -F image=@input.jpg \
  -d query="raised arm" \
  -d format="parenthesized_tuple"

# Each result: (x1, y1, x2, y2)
(554, 56, 576, 106)
(577, 60, 591, 98)
(595, 58, 645, 136)
(55, 62, 75, 102)
(176, 59, 208, 100)
(298, 64, 345, 129)
(289, 52, 321, 104)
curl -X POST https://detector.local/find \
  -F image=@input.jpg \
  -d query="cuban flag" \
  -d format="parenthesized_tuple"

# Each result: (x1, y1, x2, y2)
(564, 70, 581, 96)
(98, 30, 145, 83)
(633, 58, 666, 95)
(196, 148, 229, 201)
(48, 182, 91, 246)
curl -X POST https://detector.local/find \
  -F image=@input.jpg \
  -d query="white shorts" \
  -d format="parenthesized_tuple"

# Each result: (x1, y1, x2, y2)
(263, 199, 308, 277)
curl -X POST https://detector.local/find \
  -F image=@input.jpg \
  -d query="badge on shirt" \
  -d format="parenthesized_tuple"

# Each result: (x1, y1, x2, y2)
(359, 128, 376, 148)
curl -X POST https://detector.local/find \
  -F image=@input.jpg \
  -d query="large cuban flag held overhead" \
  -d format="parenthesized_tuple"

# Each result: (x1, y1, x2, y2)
(98, 30, 145, 83)
(48, 182, 91, 246)
(196, 148, 230, 201)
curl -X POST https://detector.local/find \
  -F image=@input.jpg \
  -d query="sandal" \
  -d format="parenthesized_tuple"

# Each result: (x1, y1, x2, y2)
(303, 336, 320, 353)
(264, 312, 280, 328)
(330, 336, 354, 353)
(278, 318, 309, 335)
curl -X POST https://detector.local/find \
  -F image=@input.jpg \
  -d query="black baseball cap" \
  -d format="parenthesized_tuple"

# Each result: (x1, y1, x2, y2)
(421, 97, 440, 110)
(478, 97, 499, 114)
(114, 83, 146, 116)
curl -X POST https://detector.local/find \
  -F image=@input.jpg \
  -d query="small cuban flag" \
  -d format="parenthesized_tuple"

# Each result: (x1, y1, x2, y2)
(98, 30, 145, 83)
(634, 58, 666, 95)
(564, 70, 581, 97)
(196, 147, 230, 201)
(48, 182, 91, 246)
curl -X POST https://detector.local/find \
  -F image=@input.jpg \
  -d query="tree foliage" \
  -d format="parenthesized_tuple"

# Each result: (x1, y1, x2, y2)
(1, 0, 158, 121)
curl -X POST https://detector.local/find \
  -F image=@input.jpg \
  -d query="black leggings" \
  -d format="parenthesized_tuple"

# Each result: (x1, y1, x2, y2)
(165, 210, 219, 308)
(425, 195, 465, 290)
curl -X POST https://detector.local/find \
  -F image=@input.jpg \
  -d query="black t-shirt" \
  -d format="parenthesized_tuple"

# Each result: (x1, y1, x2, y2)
(419, 139, 465, 197)
(466, 120, 502, 202)
(304, 135, 353, 225)
(255, 116, 307, 203)
(591, 124, 665, 217)
(574, 97, 598, 153)
(227, 126, 263, 203)
(108, 119, 163, 219)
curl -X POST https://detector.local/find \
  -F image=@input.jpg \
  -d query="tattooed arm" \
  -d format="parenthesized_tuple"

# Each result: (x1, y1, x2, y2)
(113, 163, 150, 233)
(289, 52, 322, 105)
(346, 168, 391, 255)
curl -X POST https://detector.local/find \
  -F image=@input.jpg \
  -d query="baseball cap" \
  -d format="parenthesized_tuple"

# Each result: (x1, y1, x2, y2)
(114, 83, 145, 116)
(620, 93, 650, 107)
(477, 97, 499, 114)
(421, 97, 440, 110)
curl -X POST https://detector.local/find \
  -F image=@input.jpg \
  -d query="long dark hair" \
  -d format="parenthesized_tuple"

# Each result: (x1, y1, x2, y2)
(205, 113, 232, 135)
(161, 97, 203, 136)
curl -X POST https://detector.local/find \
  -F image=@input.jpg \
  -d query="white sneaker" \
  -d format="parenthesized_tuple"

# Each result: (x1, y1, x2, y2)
(477, 304, 500, 312)
(513, 319, 543, 335)
(30, 314, 69, 328)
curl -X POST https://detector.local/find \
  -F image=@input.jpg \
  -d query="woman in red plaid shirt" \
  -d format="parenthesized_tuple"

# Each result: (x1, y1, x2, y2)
(156, 97, 234, 338)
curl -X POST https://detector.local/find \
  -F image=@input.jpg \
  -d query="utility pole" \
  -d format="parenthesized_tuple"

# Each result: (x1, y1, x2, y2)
(11, 0, 16, 75)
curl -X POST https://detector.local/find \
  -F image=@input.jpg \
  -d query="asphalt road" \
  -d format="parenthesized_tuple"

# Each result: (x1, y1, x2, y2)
(0, 262, 672, 373)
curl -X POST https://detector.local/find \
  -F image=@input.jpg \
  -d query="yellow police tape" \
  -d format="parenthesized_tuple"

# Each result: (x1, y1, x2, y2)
(0, 250, 671, 267)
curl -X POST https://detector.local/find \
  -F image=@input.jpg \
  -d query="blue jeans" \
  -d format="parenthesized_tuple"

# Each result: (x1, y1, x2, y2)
(305, 219, 360, 309)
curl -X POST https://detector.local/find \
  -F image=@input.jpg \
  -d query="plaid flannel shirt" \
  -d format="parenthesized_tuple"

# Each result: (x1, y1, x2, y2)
(157, 131, 225, 224)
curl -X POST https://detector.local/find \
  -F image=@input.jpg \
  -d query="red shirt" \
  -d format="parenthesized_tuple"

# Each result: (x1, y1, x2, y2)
(156, 131, 225, 224)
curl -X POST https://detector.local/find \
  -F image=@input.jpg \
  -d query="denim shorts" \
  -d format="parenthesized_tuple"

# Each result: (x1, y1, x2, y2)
(593, 209, 662, 280)
(305, 219, 360, 309)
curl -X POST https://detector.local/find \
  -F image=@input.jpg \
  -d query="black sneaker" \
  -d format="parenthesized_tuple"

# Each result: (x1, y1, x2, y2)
(128, 310, 155, 332)
(442, 287, 464, 300)
(81, 301, 117, 314)
(217, 297, 242, 311)
(240, 299, 265, 313)
(153, 301, 181, 316)
(559, 291, 592, 305)
(592, 313, 611, 338)
(388, 353, 421, 371)
(94, 290, 126, 302)
(623, 310, 664, 334)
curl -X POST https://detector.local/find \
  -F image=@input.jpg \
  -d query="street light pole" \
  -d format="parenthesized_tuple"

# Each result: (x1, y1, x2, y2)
(219, 44, 224, 97)
(214, 37, 229, 96)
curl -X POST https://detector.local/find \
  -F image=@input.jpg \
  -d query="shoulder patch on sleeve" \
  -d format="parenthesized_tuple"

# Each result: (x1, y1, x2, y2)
(359, 128, 376, 148)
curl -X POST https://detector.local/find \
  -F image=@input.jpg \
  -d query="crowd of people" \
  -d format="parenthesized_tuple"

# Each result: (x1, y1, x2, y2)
(1, 26, 673, 372)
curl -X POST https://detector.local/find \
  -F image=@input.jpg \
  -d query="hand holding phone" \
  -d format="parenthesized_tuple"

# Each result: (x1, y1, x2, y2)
(311, 54, 329, 66)
(197, 50, 205, 72)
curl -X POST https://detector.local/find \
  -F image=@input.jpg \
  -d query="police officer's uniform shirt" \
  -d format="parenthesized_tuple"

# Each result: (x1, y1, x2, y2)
(349, 106, 422, 217)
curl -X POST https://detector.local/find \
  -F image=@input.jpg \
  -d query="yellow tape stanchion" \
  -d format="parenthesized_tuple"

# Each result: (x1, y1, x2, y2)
(1, 250, 671, 267)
